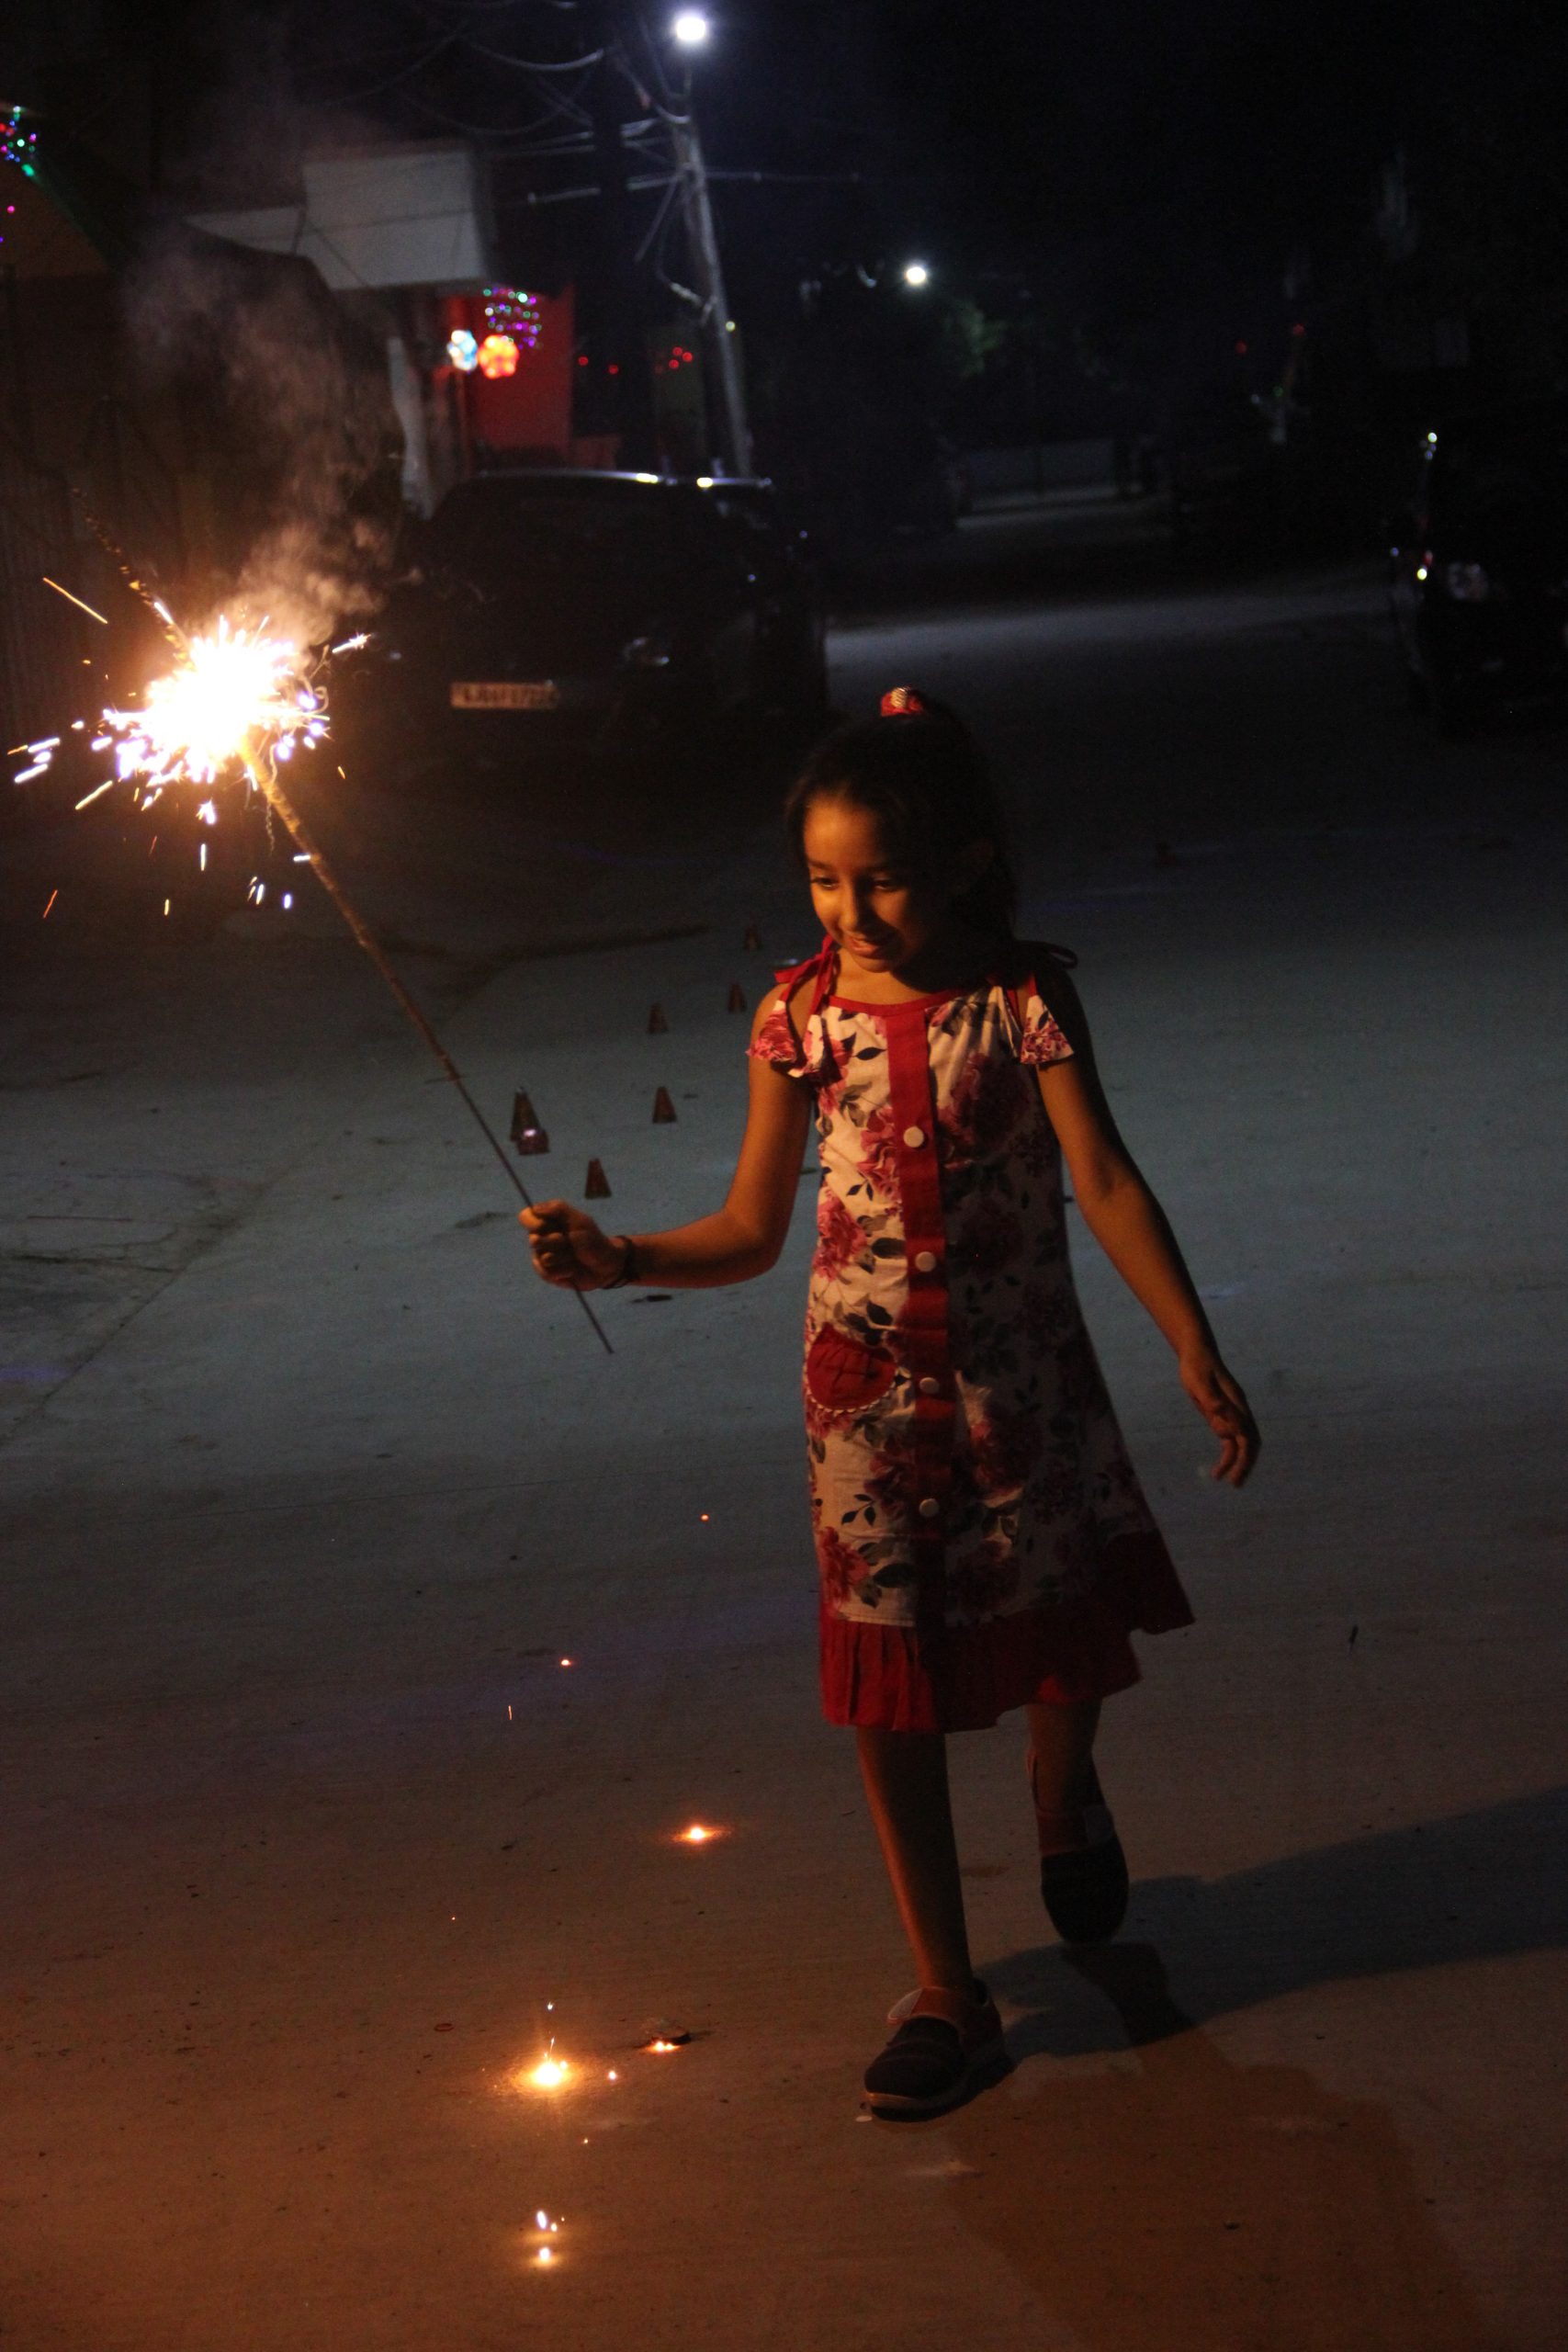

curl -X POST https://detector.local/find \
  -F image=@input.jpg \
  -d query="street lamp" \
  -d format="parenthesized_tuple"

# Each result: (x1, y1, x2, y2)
(902, 260, 931, 288)
(671, 8, 711, 43)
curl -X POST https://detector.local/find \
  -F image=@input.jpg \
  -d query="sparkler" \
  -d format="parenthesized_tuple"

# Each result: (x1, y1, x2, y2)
(16, 605, 612, 1353)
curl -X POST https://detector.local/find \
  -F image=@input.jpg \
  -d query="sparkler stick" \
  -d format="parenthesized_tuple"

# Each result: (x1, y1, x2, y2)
(239, 740, 613, 1356)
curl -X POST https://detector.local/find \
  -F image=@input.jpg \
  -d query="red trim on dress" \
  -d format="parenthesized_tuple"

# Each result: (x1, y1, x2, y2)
(819, 1527, 1194, 1732)
(880, 994, 956, 1641)
(829, 984, 969, 1013)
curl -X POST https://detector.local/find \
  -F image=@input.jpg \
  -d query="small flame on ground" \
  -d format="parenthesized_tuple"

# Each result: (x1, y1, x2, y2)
(677, 1824, 723, 1845)
(528, 2057, 570, 2089)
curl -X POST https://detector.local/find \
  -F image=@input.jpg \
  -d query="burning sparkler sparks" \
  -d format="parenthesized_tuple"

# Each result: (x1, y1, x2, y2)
(9, 590, 614, 1352)
(527, 2056, 571, 2090)
(527, 2210, 565, 2270)
(100, 617, 327, 791)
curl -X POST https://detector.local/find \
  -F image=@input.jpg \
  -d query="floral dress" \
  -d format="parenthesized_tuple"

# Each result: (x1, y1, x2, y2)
(750, 941, 1193, 1733)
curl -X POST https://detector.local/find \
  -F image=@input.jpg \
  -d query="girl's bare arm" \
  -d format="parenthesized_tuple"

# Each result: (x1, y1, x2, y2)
(521, 992, 813, 1290)
(1031, 961, 1260, 1485)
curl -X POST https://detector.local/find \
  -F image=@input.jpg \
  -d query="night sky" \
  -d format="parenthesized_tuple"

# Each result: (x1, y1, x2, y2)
(10, 0, 1568, 413)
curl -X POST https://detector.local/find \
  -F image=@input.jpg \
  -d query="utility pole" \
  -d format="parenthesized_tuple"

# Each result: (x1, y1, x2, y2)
(580, 0, 660, 469)
(667, 98, 752, 476)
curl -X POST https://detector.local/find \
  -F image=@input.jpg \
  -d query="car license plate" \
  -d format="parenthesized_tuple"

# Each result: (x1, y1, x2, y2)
(450, 680, 559, 710)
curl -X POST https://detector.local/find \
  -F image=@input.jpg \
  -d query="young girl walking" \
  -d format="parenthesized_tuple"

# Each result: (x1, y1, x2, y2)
(523, 689, 1258, 2119)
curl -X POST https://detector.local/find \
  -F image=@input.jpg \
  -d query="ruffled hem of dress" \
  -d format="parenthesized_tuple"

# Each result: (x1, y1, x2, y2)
(818, 1528, 1194, 1732)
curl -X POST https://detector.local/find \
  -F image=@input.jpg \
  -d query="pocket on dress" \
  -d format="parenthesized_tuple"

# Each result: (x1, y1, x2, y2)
(806, 1326, 897, 1415)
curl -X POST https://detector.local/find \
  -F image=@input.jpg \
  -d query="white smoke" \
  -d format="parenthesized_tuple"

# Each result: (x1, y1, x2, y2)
(123, 221, 402, 647)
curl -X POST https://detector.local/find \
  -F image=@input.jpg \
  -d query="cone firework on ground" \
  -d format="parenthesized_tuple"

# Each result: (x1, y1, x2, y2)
(510, 1090, 549, 1155)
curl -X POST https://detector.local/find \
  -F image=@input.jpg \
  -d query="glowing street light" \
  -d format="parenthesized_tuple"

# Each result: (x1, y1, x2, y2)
(671, 8, 711, 43)
(902, 260, 931, 288)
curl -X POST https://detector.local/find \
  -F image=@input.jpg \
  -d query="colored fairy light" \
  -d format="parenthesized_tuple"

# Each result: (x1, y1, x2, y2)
(480, 286, 543, 350)
(446, 328, 479, 372)
(2, 106, 41, 179)
(477, 333, 520, 380)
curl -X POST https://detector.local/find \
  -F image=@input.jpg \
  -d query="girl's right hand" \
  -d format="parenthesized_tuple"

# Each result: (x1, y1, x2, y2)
(1179, 1349, 1260, 1487)
(518, 1201, 626, 1288)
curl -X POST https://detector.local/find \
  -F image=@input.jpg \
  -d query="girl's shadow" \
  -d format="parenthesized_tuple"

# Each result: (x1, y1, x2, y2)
(986, 1781, 1568, 2049)
(926, 1789, 1568, 2349)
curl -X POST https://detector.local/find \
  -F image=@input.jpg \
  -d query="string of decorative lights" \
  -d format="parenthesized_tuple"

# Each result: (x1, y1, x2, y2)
(481, 285, 544, 348)
(2, 104, 40, 177)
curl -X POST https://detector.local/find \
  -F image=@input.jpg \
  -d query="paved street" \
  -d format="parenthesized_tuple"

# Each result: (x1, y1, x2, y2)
(3, 500, 1565, 2350)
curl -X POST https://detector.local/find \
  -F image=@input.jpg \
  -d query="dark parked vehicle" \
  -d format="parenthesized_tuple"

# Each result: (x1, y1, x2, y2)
(381, 469, 827, 755)
(1388, 401, 1568, 736)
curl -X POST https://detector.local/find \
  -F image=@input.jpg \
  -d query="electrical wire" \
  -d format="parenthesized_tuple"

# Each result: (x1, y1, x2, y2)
(292, 22, 459, 107)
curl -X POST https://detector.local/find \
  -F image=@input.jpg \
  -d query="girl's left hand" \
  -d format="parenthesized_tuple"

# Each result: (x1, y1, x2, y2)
(1179, 1351, 1260, 1487)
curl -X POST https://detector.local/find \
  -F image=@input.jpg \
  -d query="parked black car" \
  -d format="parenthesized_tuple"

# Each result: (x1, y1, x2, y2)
(379, 469, 827, 756)
(1387, 401, 1568, 736)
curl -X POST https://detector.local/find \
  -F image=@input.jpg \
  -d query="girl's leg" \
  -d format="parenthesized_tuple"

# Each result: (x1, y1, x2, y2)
(855, 1726, 975, 1993)
(1023, 1697, 1101, 1852)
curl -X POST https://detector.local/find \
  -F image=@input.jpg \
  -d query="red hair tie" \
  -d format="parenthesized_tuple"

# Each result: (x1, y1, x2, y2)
(880, 685, 928, 718)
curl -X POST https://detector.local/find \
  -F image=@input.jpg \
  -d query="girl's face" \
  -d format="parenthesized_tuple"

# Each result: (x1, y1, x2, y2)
(802, 797, 985, 983)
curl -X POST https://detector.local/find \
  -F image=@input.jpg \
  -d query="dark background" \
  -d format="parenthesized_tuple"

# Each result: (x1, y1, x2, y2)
(7, 0, 1568, 454)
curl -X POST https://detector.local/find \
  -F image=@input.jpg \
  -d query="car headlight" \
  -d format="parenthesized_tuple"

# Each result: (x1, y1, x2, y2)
(623, 633, 673, 668)
(1444, 560, 1492, 602)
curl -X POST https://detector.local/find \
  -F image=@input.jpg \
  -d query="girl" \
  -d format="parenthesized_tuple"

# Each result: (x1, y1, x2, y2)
(523, 688, 1258, 2120)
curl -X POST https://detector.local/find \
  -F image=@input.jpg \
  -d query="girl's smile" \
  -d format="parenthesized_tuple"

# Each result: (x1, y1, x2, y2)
(802, 799, 987, 993)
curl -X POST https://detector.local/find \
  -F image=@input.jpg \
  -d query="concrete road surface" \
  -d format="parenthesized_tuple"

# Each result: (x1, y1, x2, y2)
(3, 502, 1565, 2351)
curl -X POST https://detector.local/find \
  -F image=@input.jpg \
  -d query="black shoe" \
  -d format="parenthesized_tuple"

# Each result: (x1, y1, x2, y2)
(1039, 1831, 1130, 1944)
(863, 1984, 1006, 2119)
